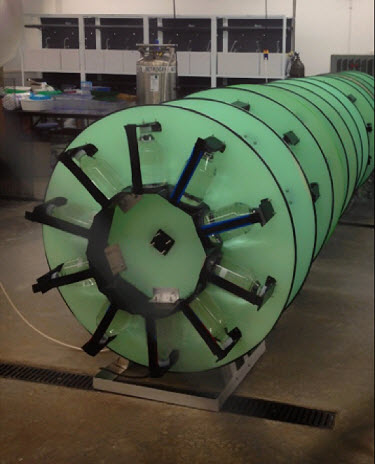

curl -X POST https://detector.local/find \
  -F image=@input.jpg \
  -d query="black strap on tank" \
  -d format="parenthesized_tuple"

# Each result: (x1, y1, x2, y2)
(209, 274, 263, 309)
(145, 317, 159, 374)
(124, 122, 162, 195)
(32, 265, 94, 294)
(200, 212, 258, 236)
(169, 137, 208, 205)
(210, 274, 276, 310)
(145, 317, 179, 377)
(59, 145, 109, 208)
(82, 304, 118, 356)
(25, 197, 90, 239)
(124, 124, 143, 194)
(180, 303, 241, 361)
(170, 136, 226, 206)
(199, 199, 274, 236)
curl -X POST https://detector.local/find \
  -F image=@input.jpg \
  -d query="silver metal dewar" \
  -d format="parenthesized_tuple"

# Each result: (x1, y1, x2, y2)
(136, 44, 177, 105)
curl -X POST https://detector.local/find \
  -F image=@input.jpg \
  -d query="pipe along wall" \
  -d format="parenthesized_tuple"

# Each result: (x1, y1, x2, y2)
(26, 71, 374, 374)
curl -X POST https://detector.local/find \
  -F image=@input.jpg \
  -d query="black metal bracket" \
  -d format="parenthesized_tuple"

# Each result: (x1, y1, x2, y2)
(347, 94, 357, 103)
(64, 143, 98, 158)
(32, 264, 63, 294)
(232, 101, 251, 111)
(181, 303, 242, 361)
(150, 229, 175, 256)
(255, 276, 277, 309)
(25, 197, 90, 239)
(82, 304, 118, 356)
(145, 317, 179, 378)
(137, 121, 162, 132)
(124, 124, 143, 194)
(256, 198, 276, 226)
(209, 274, 276, 310)
(86, 204, 181, 319)
(310, 182, 320, 203)
(204, 136, 226, 154)
(59, 144, 109, 208)
(283, 131, 300, 146)
(32, 265, 94, 294)
(366, 123, 373, 133)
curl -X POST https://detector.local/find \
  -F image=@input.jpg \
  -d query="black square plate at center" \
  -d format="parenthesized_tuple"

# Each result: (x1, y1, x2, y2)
(151, 229, 175, 256)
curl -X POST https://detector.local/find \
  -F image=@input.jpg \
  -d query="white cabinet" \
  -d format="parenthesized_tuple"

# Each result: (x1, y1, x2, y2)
(177, 52, 211, 77)
(190, 52, 211, 77)
(24, 49, 139, 75)
(177, 52, 190, 76)
(61, 49, 80, 72)
(23, 50, 61, 72)
(259, 54, 285, 78)
(218, 53, 261, 78)
(43, 50, 61, 71)
(218, 52, 286, 79)
(22, 48, 286, 79)
(85, 50, 104, 73)
(104, 50, 124, 73)
(123, 51, 139, 74)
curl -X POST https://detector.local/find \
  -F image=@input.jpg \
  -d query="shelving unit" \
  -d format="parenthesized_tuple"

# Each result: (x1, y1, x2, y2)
(21, 14, 293, 87)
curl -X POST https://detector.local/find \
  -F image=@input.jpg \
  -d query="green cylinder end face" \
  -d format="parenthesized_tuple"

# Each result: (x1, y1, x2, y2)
(31, 72, 374, 373)
(108, 194, 206, 301)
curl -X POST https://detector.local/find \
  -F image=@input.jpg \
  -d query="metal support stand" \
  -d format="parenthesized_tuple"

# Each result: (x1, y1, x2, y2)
(93, 341, 266, 412)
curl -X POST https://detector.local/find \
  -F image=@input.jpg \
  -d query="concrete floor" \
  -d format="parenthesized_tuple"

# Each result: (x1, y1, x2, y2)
(0, 198, 373, 464)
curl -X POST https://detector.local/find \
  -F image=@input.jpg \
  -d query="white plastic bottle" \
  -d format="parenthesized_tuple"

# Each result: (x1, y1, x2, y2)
(51, 201, 95, 229)
(96, 306, 132, 337)
(213, 258, 261, 296)
(182, 152, 217, 206)
(59, 256, 95, 288)
(203, 202, 253, 242)
(75, 150, 124, 199)
(138, 129, 167, 188)
(189, 291, 232, 348)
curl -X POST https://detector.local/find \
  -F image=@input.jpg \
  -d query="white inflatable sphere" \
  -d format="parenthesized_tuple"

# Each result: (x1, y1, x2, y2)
(0, 0, 23, 67)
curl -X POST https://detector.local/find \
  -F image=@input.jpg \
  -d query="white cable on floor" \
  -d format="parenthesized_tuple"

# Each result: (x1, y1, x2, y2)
(0, 281, 108, 353)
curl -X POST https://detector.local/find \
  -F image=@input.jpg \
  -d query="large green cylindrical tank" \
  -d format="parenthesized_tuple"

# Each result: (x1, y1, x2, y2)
(26, 72, 374, 375)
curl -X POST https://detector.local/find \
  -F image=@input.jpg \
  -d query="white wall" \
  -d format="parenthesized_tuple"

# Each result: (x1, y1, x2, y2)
(350, 0, 374, 53)
(296, 0, 374, 74)
(22, 0, 293, 16)
(11, 0, 375, 76)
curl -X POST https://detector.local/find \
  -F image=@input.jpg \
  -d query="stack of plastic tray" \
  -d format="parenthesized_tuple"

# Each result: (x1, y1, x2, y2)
(52, 94, 126, 114)
(52, 94, 93, 112)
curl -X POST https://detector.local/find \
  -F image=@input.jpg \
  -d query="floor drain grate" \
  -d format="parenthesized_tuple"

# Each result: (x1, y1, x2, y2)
(0, 362, 93, 391)
(0, 362, 335, 428)
(223, 396, 335, 429)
